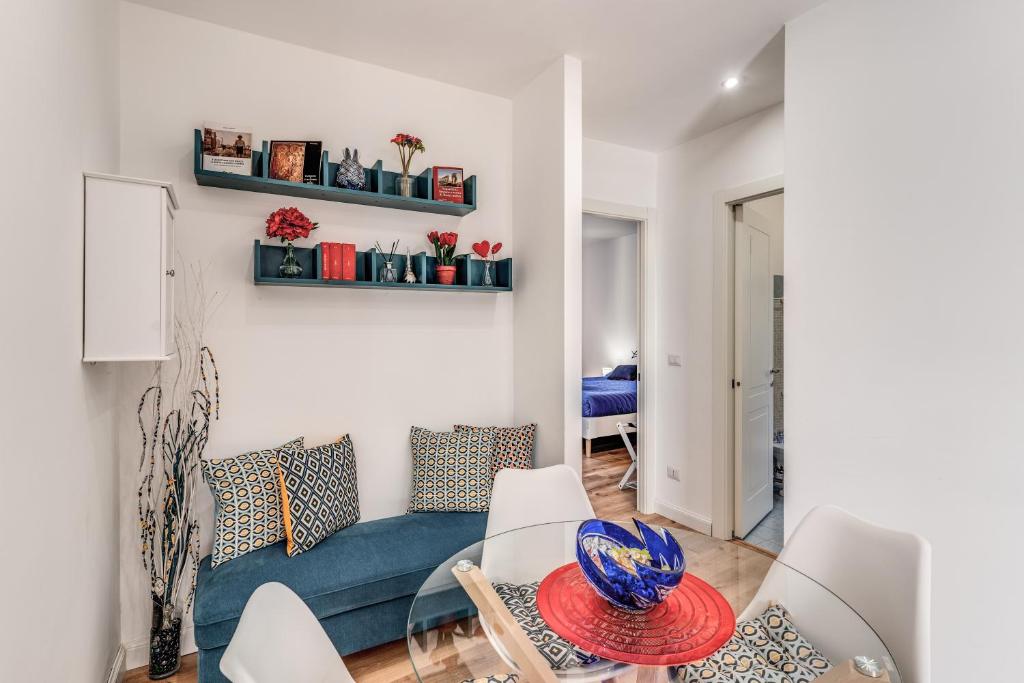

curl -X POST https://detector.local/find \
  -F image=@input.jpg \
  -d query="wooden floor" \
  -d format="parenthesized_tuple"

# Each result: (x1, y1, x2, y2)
(126, 448, 770, 683)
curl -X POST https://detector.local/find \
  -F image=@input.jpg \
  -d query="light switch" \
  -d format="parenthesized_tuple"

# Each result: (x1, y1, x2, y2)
(667, 354, 681, 367)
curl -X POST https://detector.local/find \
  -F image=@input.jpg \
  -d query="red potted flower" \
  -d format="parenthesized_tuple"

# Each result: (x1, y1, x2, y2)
(266, 206, 318, 278)
(428, 230, 459, 284)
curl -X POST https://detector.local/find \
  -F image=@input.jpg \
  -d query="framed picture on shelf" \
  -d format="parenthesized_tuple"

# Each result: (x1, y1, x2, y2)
(269, 140, 323, 184)
(201, 122, 252, 175)
(432, 166, 464, 203)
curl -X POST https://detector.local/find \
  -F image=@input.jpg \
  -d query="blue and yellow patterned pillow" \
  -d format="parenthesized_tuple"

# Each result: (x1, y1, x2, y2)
(408, 427, 492, 512)
(278, 435, 360, 557)
(454, 424, 536, 479)
(202, 437, 303, 568)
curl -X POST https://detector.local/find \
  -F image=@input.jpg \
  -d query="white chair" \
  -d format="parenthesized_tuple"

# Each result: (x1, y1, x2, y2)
(485, 464, 595, 538)
(220, 582, 355, 683)
(482, 464, 595, 584)
(740, 505, 931, 683)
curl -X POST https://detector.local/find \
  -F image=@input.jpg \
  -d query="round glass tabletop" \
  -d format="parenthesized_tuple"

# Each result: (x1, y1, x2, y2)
(407, 520, 901, 682)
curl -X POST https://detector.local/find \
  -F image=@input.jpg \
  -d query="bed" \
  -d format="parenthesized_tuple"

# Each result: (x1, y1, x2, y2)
(582, 374, 637, 458)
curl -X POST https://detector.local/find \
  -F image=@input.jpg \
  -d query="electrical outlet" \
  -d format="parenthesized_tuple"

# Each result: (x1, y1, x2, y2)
(667, 466, 680, 481)
(667, 354, 681, 367)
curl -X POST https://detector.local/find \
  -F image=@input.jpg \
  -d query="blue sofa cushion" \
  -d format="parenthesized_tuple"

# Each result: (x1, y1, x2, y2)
(193, 511, 487, 650)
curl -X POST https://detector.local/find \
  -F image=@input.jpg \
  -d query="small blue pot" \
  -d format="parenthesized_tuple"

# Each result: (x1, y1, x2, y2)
(575, 519, 686, 612)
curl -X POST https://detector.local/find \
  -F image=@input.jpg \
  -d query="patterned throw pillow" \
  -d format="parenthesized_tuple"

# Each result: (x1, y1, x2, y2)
(460, 676, 519, 683)
(202, 437, 303, 568)
(408, 427, 492, 512)
(454, 424, 536, 479)
(677, 604, 831, 683)
(493, 582, 599, 670)
(278, 435, 360, 557)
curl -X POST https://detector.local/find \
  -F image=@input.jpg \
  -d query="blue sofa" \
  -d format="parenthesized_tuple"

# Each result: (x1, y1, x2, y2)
(194, 511, 488, 682)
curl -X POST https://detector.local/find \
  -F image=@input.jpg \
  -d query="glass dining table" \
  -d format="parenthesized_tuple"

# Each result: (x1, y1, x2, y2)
(406, 520, 900, 682)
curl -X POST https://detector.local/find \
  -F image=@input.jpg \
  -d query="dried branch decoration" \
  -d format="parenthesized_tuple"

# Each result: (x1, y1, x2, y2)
(137, 266, 221, 627)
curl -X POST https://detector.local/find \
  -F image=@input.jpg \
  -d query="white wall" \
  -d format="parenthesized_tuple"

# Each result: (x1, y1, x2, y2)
(786, 1, 1024, 679)
(654, 104, 784, 529)
(512, 56, 583, 472)
(583, 138, 657, 207)
(582, 229, 638, 377)
(118, 3, 515, 664)
(0, 0, 122, 680)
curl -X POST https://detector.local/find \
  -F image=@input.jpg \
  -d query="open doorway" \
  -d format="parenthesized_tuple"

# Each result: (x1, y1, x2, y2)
(733, 192, 784, 553)
(581, 212, 642, 512)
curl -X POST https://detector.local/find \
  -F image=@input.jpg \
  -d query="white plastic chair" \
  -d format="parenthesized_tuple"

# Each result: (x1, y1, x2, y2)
(485, 464, 595, 538)
(220, 582, 355, 683)
(740, 505, 931, 683)
(480, 466, 627, 681)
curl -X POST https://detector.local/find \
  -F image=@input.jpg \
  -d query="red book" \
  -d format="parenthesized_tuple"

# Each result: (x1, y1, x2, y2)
(432, 166, 464, 204)
(320, 243, 332, 279)
(340, 243, 356, 281)
(329, 243, 343, 280)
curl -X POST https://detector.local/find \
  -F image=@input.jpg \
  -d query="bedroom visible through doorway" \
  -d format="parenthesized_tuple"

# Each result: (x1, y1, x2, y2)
(581, 212, 641, 508)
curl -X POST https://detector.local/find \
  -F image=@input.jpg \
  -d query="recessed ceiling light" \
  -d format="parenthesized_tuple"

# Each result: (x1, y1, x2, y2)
(722, 76, 740, 90)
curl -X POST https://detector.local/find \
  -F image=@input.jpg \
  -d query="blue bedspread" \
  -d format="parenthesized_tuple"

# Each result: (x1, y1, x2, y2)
(582, 376, 637, 418)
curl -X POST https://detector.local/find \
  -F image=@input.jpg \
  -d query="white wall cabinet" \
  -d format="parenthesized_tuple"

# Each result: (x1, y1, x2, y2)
(83, 173, 179, 362)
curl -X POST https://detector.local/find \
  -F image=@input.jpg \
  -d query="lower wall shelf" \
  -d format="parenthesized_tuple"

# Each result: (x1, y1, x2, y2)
(252, 241, 512, 292)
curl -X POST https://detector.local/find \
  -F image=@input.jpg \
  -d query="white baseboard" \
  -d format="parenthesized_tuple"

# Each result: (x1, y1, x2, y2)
(124, 624, 197, 672)
(106, 644, 126, 683)
(654, 500, 713, 535)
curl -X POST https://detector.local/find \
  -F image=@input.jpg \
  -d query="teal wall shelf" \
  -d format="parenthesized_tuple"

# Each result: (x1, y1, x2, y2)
(253, 241, 511, 292)
(194, 130, 477, 216)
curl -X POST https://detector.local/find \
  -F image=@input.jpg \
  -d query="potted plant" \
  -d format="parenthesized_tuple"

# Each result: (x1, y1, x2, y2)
(428, 230, 459, 285)
(266, 206, 318, 278)
(391, 133, 425, 197)
(472, 240, 503, 287)
(137, 277, 219, 679)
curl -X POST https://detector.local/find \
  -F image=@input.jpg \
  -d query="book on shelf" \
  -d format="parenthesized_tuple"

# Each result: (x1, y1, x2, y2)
(269, 140, 323, 184)
(329, 243, 343, 280)
(320, 243, 332, 279)
(201, 122, 252, 175)
(432, 166, 464, 204)
(340, 243, 356, 281)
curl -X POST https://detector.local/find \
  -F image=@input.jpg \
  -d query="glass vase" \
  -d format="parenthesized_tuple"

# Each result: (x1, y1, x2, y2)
(482, 260, 494, 287)
(149, 597, 182, 679)
(396, 174, 413, 197)
(279, 242, 303, 278)
(380, 260, 398, 283)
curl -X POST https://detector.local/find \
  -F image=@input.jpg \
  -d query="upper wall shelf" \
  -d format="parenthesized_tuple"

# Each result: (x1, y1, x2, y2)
(192, 130, 477, 216)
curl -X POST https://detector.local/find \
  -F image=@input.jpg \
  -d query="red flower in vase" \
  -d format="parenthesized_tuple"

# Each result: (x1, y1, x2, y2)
(266, 206, 318, 243)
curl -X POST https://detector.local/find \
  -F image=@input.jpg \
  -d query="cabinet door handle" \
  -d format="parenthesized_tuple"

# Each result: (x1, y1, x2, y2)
(165, 269, 175, 277)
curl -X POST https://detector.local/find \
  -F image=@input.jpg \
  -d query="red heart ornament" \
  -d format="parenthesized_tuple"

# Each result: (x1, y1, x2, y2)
(472, 241, 490, 259)
(492, 242, 503, 256)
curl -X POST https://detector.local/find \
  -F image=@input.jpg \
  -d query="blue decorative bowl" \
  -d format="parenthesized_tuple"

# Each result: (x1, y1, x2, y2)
(575, 519, 686, 612)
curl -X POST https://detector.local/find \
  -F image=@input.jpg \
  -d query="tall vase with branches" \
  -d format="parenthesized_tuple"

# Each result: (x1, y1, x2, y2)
(137, 268, 220, 679)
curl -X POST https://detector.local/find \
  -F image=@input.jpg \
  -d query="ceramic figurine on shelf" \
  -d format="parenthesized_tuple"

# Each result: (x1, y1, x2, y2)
(403, 248, 417, 283)
(335, 148, 366, 190)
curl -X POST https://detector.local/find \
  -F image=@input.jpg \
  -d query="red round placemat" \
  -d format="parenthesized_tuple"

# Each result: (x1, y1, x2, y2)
(536, 563, 735, 667)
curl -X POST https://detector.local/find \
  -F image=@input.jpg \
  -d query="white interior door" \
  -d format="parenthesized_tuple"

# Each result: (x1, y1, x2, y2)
(734, 219, 774, 538)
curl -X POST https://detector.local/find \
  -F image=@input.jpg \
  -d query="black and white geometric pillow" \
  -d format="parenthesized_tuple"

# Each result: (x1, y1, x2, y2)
(278, 435, 360, 557)
(492, 582, 599, 670)
(202, 437, 304, 568)
(407, 427, 492, 512)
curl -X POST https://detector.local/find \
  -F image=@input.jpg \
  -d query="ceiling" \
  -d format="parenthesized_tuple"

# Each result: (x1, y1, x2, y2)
(127, 0, 825, 151)
(583, 214, 638, 243)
